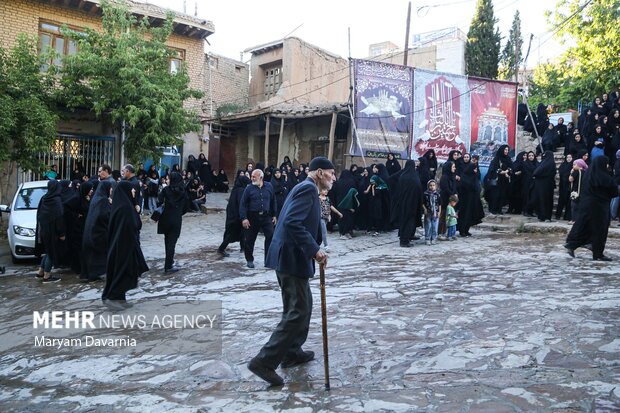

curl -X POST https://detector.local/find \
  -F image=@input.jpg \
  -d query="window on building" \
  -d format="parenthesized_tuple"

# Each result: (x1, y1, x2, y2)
(208, 56, 218, 69)
(263, 64, 282, 99)
(169, 48, 186, 74)
(38, 20, 81, 71)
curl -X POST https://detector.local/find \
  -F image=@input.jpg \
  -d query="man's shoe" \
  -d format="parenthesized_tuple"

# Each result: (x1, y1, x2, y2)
(593, 256, 612, 262)
(102, 300, 127, 311)
(42, 276, 61, 283)
(247, 261, 255, 269)
(280, 350, 315, 369)
(247, 357, 284, 385)
(425, 241, 431, 246)
(217, 249, 230, 257)
(400, 241, 412, 248)
(164, 266, 180, 274)
(564, 244, 575, 258)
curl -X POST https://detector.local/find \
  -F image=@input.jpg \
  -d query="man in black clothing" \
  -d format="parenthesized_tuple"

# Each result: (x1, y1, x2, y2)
(239, 169, 277, 268)
(122, 164, 142, 214)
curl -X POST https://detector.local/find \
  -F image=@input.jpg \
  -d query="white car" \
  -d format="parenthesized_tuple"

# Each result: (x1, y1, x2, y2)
(1, 180, 49, 263)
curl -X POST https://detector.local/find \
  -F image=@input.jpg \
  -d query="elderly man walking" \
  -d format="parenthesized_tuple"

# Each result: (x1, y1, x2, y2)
(247, 156, 335, 386)
(239, 169, 277, 268)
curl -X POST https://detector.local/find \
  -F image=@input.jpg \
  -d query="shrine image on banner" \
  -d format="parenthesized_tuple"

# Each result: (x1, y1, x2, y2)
(411, 69, 471, 161)
(468, 77, 518, 166)
(351, 59, 413, 160)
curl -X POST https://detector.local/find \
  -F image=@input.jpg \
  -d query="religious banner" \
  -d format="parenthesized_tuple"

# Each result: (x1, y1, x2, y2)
(411, 69, 471, 161)
(351, 59, 413, 160)
(468, 78, 518, 166)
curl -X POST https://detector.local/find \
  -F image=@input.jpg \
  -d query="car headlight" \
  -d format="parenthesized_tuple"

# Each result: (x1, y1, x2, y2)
(13, 225, 35, 237)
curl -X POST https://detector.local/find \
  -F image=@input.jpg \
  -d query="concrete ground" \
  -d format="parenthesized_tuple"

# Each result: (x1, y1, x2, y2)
(0, 193, 619, 412)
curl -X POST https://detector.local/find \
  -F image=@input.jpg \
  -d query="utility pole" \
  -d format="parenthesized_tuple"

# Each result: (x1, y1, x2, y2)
(403, 2, 412, 66)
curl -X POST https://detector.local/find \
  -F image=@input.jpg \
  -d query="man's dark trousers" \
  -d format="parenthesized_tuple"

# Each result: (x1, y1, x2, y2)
(243, 212, 274, 262)
(255, 271, 312, 369)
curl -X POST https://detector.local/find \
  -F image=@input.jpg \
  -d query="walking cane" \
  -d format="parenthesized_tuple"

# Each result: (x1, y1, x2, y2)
(319, 262, 331, 390)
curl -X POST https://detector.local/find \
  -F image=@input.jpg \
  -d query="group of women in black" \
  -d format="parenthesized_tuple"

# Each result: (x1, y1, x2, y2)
(35, 176, 149, 307)
(320, 150, 485, 247)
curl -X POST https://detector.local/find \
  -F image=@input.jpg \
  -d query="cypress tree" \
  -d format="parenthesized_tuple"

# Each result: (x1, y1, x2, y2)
(499, 11, 523, 81)
(465, 0, 501, 79)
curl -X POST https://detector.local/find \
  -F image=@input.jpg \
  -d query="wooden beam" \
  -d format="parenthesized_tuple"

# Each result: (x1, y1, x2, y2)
(277, 118, 285, 167)
(327, 112, 337, 162)
(264, 116, 270, 166)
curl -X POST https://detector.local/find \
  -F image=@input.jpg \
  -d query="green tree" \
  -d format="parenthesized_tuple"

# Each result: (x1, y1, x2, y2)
(529, 0, 620, 108)
(0, 35, 59, 201)
(499, 10, 523, 81)
(465, 0, 501, 79)
(58, 0, 203, 164)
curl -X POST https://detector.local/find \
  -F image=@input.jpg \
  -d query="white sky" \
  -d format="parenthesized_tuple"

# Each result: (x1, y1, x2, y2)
(139, 0, 565, 66)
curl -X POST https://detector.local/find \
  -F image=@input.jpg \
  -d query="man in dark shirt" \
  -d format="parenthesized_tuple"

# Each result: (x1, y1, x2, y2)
(122, 164, 142, 214)
(239, 169, 277, 268)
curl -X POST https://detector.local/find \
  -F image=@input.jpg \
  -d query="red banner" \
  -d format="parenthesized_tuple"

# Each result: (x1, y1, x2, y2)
(468, 78, 518, 166)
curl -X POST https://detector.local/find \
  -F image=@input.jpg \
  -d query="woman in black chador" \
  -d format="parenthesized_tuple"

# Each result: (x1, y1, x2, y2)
(335, 169, 357, 237)
(457, 154, 484, 236)
(422, 149, 438, 180)
(565, 156, 618, 261)
(81, 181, 112, 282)
(197, 153, 215, 192)
(556, 153, 574, 221)
(158, 172, 189, 273)
(69, 181, 93, 274)
(531, 151, 557, 222)
(270, 169, 288, 218)
(390, 160, 422, 247)
(522, 151, 539, 216)
(484, 145, 513, 215)
(569, 133, 587, 157)
(385, 153, 402, 175)
(102, 181, 148, 305)
(217, 173, 250, 256)
(508, 151, 526, 214)
(35, 180, 66, 282)
(439, 160, 457, 236)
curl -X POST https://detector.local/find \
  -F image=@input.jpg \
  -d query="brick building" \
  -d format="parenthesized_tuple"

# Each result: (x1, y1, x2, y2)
(212, 37, 352, 175)
(0, 0, 214, 188)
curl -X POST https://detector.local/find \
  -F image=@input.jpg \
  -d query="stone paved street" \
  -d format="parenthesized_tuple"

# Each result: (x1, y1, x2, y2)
(0, 194, 619, 412)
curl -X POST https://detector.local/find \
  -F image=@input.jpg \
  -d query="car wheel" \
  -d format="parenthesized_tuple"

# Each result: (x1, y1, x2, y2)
(11, 254, 19, 264)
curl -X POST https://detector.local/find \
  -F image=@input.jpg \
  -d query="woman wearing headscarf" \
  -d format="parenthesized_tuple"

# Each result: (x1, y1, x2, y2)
(365, 164, 390, 234)
(541, 123, 559, 153)
(565, 156, 618, 260)
(271, 169, 288, 218)
(569, 133, 588, 158)
(590, 124, 607, 161)
(535, 103, 549, 137)
(279, 156, 293, 170)
(217, 173, 251, 257)
(568, 159, 588, 224)
(417, 156, 431, 189)
(457, 154, 484, 236)
(80, 181, 113, 282)
(521, 151, 538, 216)
(35, 180, 65, 282)
(531, 151, 557, 222)
(197, 154, 215, 192)
(58, 179, 78, 268)
(385, 153, 402, 175)
(439, 160, 457, 237)
(186, 154, 200, 177)
(335, 169, 358, 238)
(157, 172, 189, 273)
(508, 151, 526, 214)
(355, 166, 371, 231)
(69, 181, 93, 274)
(390, 160, 422, 247)
(422, 149, 438, 180)
(610, 150, 620, 222)
(556, 154, 574, 221)
(102, 181, 148, 307)
(484, 145, 513, 215)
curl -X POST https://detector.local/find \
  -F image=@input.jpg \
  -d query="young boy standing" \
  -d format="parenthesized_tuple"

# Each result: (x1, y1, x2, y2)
(423, 180, 441, 245)
(446, 195, 459, 241)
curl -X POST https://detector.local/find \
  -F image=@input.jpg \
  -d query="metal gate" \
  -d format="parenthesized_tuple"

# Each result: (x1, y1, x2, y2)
(19, 133, 115, 183)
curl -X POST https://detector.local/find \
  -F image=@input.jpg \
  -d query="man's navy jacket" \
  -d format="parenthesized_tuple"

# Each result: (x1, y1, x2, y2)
(265, 177, 321, 278)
